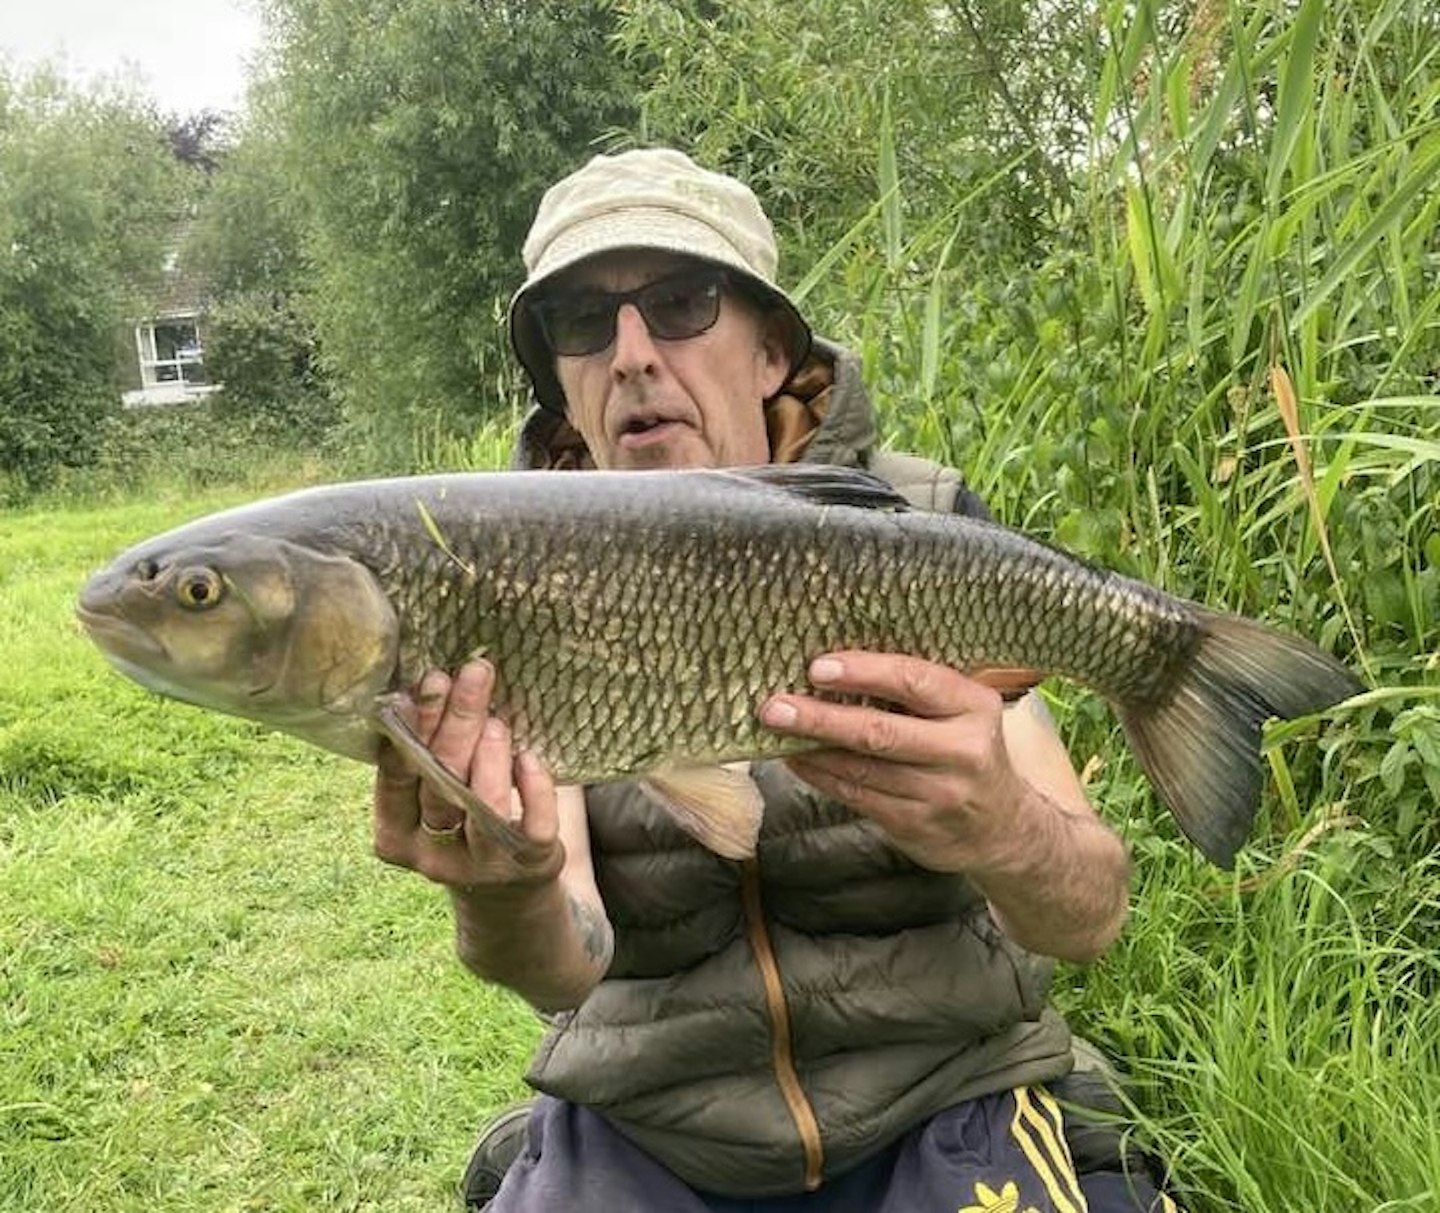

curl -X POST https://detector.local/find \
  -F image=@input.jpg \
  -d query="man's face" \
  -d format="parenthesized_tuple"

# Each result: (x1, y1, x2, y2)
(546, 251, 790, 470)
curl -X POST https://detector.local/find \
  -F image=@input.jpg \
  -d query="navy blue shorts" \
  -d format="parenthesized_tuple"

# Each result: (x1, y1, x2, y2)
(487, 1089, 1180, 1212)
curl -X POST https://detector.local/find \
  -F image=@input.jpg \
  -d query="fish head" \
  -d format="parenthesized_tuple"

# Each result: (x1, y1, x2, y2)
(76, 532, 400, 760)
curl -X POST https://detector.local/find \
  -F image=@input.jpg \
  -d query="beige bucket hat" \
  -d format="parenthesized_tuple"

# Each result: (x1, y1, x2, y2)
(508, 148, 812, 413)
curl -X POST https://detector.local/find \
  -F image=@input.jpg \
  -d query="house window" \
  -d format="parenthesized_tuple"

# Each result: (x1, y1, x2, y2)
(136, 317, 209, 388)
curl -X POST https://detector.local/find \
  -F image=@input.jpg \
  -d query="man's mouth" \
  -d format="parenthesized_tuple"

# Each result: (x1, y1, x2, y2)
(616, 414, 689, 447)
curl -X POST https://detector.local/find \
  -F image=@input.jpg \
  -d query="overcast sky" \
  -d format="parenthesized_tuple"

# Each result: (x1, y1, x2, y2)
(0, 0, 264, 116)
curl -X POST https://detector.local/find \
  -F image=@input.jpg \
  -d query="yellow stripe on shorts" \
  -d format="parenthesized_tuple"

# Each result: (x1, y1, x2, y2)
(1009, 1086, 1088, 1213)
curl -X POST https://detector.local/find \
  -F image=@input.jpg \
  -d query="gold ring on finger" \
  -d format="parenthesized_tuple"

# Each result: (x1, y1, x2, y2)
(420, 817, 465, 845)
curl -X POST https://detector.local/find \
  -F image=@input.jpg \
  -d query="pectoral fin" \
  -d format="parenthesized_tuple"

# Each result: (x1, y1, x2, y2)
(374, 700, 535, 860)
(641, 762, 763, 860)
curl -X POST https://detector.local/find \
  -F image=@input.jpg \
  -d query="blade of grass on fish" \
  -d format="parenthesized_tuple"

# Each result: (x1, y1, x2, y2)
(1271, 363, 1373, 681)
(414, 497, 477, 580)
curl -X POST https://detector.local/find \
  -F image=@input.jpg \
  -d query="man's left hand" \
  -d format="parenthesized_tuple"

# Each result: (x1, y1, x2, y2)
(758, 650, 1030, 874)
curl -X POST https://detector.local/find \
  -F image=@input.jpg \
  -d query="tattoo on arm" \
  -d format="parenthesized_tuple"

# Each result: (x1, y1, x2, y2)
(567, 895, 614, 969)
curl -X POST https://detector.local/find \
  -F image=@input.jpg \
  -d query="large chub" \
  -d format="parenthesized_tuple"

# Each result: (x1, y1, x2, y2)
(1115, 608, 1362, 867)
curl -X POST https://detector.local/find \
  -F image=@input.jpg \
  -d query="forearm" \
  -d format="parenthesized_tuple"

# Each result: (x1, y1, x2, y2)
(449, 878, 613, 1013)
(968, 784, 1130, 963)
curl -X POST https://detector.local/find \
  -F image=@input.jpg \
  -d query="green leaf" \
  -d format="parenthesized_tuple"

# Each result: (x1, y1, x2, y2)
(1293, 139, 1440, 330)
(920, 223, 961, 403)
(1125, 182, 1157, 312)
(879, 90, 902, 274)
(1266, 0, 1324, 198)
(1379, 739, 1412, 797)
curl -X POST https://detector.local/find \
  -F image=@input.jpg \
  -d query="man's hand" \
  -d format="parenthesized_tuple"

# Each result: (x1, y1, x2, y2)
(759, 651, 1130, 961)
(758, 651, 1029, 872)
(373, 659, 563, 887)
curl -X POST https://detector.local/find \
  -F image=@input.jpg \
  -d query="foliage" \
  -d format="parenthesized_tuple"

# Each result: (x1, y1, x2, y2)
(183, 121, 306, 302)
(201, 290, 337, 442)
(5, 0, 1439, 1207)
(258, 0, 642, 466)
(616, 1, 1432, 1204)
(161, 109, 230, 175)
(182, 119, 339, 447)
(762, 0, 1437, 1206)
(612, 0, 1099, 270)
(30, 401, 335, 510)
(0, 67, 188, 492)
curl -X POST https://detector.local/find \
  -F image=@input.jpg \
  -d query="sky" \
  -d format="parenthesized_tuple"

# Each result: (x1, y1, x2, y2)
(0, 0, 265, 117)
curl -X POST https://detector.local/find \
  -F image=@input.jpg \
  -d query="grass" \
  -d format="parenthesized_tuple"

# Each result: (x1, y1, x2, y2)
(790, 1, 1440, 1202)
(0, 493, 540, 1212)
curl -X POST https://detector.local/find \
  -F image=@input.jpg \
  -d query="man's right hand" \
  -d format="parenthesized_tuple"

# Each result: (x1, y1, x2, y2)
(372, 659, 564, 886)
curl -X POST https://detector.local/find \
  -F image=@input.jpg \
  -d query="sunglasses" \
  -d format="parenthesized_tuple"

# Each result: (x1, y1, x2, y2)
(529, 270, 730, 357)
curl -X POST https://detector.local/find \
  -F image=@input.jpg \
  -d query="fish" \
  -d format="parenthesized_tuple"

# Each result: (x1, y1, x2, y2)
(75, 464, 1362, 867)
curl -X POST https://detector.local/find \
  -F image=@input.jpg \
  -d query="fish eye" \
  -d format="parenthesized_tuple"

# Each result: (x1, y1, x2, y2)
(175, 567, 225, 610)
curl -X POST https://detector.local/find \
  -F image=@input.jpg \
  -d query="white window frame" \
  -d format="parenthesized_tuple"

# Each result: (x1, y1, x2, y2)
(135, 314, 208, 389)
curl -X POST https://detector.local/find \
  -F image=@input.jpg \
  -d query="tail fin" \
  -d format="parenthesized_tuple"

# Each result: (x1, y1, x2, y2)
(1116, 609, 1363, 867)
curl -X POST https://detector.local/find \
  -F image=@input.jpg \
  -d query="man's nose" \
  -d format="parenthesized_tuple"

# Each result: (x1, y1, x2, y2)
(610, 303, 660, 379)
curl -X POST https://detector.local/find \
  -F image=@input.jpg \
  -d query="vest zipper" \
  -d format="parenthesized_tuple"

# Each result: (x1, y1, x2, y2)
(739, 856, 824, 1190)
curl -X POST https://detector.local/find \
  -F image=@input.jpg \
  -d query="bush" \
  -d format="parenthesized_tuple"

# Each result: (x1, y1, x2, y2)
(203, 290, 338, 445)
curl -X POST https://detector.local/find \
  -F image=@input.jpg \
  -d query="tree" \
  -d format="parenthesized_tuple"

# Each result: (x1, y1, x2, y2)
(185, 119, 333, 441)
(260, 0, 641, 464)
(611, 0, 1100, 271)
(164, 109, 231, 174)
(0, 67, 189, 492)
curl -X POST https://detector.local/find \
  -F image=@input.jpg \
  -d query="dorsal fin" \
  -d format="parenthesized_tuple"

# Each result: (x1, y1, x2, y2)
(715, 464, 912, 512)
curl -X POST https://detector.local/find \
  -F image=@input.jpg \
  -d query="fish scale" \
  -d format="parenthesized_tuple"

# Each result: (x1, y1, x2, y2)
(76, 464, 1361, 867)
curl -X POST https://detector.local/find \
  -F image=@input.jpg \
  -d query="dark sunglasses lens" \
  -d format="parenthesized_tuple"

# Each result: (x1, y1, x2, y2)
(639, 277, 722, 339)
(539, 296, 614, 356)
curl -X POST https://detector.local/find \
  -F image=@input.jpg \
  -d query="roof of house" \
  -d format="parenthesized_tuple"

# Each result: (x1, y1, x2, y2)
(126, 216, 212, 320)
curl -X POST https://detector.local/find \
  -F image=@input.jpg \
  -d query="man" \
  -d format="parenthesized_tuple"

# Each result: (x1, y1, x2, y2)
(373, 148, 1174, 1211)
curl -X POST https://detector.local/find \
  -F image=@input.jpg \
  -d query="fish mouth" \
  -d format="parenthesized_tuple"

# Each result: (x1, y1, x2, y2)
(76, 604, 274, 707)
(74, 605, 167, 665)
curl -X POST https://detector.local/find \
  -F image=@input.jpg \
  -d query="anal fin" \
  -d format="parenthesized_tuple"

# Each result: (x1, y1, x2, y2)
(969, 665, 1044, 701)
